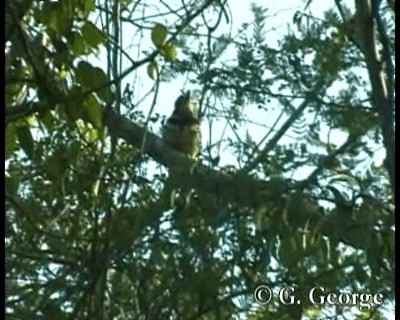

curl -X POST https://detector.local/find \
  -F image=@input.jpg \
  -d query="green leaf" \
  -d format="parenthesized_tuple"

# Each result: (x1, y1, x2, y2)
(97, 86, 114, 104)
(38, 111, 55, 132)
(66, 141, 81, 164)
(84, 94, 103, 128)
(76, 61, 95, 87)
(5, 175, 20, 195)
(280, 237, 300, 267)
(45, 154, 66, 182)
(151, 23, 168, 47)
(83, 0, 96, 12)
(5, 124, 17, 158)
(160, 43, 177, 61)
(81, 22, 105, 49)
(77, 120, 101, 143)
(71, 32, 87, 55)
(16, 126, 34, 159)
(286, 191, 309, 228)
(147, 61, 158, 80)
(42, 2, 70, 35)
(347, 228, 371, 250)
(64, 86, 84, 121)
(76, 62, 113, 102)
(76, 61, 107, 88)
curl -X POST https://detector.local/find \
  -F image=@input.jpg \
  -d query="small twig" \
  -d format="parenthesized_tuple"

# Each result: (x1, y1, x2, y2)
(140, 65, 160, 154)
(242, 82, 325, 174)
(298, 134, 360, 189)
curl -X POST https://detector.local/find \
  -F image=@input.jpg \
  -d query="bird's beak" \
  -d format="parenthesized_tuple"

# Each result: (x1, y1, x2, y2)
(183, 91, 191, 103)
(177, 91, 191, 108)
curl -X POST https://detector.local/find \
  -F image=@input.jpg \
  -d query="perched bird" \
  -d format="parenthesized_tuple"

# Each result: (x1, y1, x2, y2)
(161, 91, 202, 210)
(162, 91, 202, 159)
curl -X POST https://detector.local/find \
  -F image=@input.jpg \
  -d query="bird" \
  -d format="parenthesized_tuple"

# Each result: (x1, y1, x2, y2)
(161, 91, 202, 210)
(162, 91, 202, 159)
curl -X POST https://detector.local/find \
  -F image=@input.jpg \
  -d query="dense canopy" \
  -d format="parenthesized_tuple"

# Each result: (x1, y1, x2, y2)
(5, 0, 394, 319)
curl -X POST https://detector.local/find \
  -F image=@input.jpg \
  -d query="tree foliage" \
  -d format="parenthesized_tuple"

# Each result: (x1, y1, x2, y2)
(5, 0, 394, 319)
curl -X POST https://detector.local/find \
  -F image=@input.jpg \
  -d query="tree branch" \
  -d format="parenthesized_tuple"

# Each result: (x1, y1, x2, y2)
(103, 108, 283, 207)
(354, 0, 395, 197)
(104, 107, 393, 253)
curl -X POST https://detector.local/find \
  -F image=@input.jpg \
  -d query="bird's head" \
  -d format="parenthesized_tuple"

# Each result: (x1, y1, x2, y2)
(173, 91, 199, 120)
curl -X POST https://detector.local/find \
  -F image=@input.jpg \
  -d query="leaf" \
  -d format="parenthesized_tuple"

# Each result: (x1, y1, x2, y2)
(76, 61, 114, 103)
(84, 94, 103, 129)
(76, 62, 114, 103)
(45, 154, 65, 182)
(76, 61, 108, 89)
(5, 175, 20, 195)
(76, 120, 101, 143)
(327, 186, 350, 208)
(81, 22, 105, 49)
(71, 32, 87, 55)
(65, 141, 81, 166)
(83, 0, 96, 11)
(5, 124, 17, 158)
(151, 23, 168, 47)
(42, 2, 70, 35)
(160, 43, 177, 61)
(280, 237, 300, 267)
(347, 228, 371, 250)
(64, 87, 84, 121)
(286, 191, 309, 228)
(76, 61, 96, 87)
(38, 111, 55, 132)
(147, 61, 158, 80)
(16, 126, 34, 159)
(65, 100, 83, 121)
